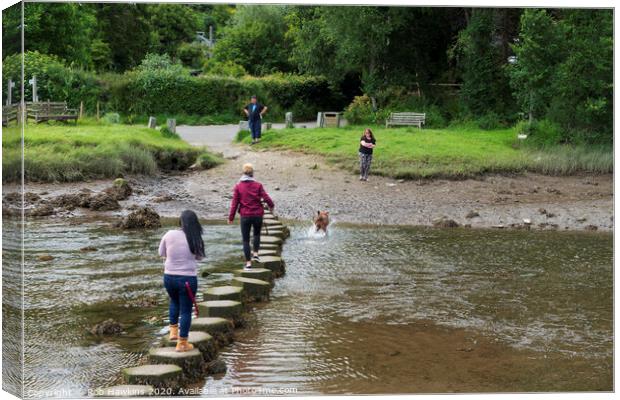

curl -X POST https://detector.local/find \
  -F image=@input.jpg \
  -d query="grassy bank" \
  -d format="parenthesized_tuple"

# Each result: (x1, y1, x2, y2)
(2, 119, 223, 182)
(237, 125, 612, 179)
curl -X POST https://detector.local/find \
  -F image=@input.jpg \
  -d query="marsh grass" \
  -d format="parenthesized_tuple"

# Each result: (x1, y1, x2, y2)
(238, 124, 612, 179)
(2, 119, 221, 182)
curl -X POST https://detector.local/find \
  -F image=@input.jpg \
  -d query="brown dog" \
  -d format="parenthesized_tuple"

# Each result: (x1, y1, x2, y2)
(314, 211, 330, 234)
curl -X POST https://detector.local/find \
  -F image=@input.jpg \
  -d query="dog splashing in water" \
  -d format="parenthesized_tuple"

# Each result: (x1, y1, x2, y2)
(314, 210, 330, 234)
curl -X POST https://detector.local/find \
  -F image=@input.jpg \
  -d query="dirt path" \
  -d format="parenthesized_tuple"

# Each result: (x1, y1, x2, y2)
(17, 124, 613, 231)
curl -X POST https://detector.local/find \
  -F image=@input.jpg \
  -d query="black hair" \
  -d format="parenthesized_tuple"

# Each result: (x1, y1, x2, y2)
(179, 210, 205, 257)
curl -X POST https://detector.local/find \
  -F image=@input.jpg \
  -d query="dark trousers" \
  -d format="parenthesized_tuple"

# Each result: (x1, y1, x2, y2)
(164, 274, 197, 338)
(249, 119, 262, 140)
(240, 216, 263, 261)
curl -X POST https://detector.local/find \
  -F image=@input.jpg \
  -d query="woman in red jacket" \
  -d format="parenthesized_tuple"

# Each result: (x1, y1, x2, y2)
(228, 163, 275, 270)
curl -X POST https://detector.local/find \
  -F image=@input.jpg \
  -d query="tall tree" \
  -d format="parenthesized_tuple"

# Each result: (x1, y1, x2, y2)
(454, 8, 514, 117)
(3, 3, 96, 67)
(94, 3, 153, 71)
(213, 5, 293, 75)
(147, 4, 200, 57)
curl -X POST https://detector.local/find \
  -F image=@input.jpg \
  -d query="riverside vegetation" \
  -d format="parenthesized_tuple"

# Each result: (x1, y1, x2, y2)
(2, 119, 223, 183)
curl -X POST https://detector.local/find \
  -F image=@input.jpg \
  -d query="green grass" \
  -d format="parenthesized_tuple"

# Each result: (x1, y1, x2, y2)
(2, 119, 223, 183)
(237, 125, 612, 179)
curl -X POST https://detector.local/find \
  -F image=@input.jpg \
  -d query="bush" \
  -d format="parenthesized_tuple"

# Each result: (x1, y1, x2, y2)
(344, 95, 374, 124)
(177, 42, 207, 69)
(102, 112, 121, 124)
(202, 59, 247, 77)
(518, 119, 565, 147)
(477, 112, 502, 130)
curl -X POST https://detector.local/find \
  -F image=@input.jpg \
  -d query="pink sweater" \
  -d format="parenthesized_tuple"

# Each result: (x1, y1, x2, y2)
(158, 229, 200, 276)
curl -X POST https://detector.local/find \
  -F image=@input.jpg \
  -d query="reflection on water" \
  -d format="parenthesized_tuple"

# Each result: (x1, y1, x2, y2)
(6, 218, 613, 396)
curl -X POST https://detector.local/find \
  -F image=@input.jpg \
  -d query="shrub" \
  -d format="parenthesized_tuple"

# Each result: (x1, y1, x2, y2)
(518, 119, 565, 147)
(202, 59, 247, 78)
(477, 112, 502, 130)
(177, 42, 207, 69)
(102, 112, 121, 124)
(344, 94, 374, 124)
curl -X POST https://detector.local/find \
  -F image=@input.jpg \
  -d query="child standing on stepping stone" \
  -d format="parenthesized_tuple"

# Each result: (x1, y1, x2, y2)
(159, 210, 204, 352)
(228, 163, 274, 270)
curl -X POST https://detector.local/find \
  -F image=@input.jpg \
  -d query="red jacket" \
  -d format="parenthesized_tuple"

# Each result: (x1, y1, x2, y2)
(228, 180, 274, 221)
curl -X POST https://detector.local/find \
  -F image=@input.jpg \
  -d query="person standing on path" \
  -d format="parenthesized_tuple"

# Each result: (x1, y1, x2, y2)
(359, 128, 376, 181)
(159, 210, 204, 352)
(244, 95, 268, 145)
(228, 163, 275, 270)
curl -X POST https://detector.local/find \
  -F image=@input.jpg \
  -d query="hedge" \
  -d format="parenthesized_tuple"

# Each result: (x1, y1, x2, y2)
(3, 52, 340, 122)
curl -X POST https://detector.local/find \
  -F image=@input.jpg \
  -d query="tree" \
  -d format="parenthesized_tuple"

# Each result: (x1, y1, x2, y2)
(509, 9, 612, 143)
(453, 8, 515, 118)
(94, 3, 153, 71)
(147, 4, 200, 57)
(3, 3, 96, 67)
(508, 9, 565, 123)
(213, 5, 293, 75)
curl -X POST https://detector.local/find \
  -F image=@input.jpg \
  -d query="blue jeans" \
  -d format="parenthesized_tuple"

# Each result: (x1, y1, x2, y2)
(163, 274, 198, 338)
(249, 119, 261, 139)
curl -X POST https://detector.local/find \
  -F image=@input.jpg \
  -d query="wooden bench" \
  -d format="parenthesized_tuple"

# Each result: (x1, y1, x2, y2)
(385, 112, 426, 128)
(2, 104, 19, 127)
(26, 101, 78, 124)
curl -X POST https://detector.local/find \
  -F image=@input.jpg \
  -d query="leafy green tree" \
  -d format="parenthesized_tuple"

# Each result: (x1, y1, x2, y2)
(509, 9, 612, 143)
(94, 3, 153, 71)
(454, 8, 514, 118)
(147, 4, 200, 57)
(3, 3, 96, 67)
(508, 9, 567, 125)
(213, 5, 293, 75)
(548, 9, 612, 142)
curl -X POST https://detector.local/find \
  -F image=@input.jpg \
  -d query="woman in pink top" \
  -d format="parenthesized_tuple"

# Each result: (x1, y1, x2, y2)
(158, 210, 204, 352)
(228, 163, 274, 270)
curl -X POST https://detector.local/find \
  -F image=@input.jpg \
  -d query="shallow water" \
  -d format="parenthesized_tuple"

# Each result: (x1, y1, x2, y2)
(3, 218, 613, 397)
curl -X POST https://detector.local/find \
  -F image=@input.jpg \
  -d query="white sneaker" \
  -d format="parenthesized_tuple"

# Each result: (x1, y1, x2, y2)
(243, 265, 252, 271)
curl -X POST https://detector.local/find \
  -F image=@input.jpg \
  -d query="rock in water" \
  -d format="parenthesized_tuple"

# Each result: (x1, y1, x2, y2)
(29, 203, 54, 217)
(90, 319, 123, 336)
(465, 211, 479, 219)
(89, 192, 121, 211)
(117, 207, 161, 229)
(38, 254, 54, 261)
(104, 178, 133, 201)
(433, 217, 460, 228)
(206, 358, 227, 375)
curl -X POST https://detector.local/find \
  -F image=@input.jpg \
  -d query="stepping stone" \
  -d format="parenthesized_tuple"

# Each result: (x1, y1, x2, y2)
(263, 219, 281, 226)
(94, 385, 155, 397)
(203, 286, 243, 302)
(161, 331, 217, 362)
(257, 249, 279, 257)
(259, 243, 280, 250)
(122, 364, 182, 390)
(232, 276, 271, 302)
(262, 224, 284, 231)
(197, 300, 243, 326)
(260, 235, 282, 245)
(148, 347, 203, 380)
(191, 317, 234, 347)
(234, 267, 273, 283)
(255, 255, 285, 277)
(261, 229, 285, 238)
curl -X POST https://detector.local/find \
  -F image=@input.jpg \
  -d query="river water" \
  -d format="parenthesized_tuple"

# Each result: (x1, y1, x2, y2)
(4, 218, 613, 397)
